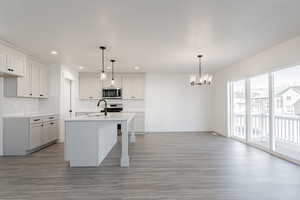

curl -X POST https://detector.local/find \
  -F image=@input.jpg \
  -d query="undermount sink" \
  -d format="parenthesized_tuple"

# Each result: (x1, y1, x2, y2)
(87, 113, 106, 117)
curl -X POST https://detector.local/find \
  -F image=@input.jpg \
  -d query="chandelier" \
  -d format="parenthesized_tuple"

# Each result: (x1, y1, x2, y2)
(190, 55, 213, 86)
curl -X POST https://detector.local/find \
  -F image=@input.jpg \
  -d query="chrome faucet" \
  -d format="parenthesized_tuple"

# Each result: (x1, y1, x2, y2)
(97, 99, 108, 116)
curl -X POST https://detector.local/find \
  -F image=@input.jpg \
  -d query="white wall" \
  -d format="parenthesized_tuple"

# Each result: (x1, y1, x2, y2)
(212, 35, 300, 136)
(145, 73, 212, 132)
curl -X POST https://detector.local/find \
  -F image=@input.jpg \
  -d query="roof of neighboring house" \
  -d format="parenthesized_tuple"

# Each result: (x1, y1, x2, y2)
(276, 86, 300, 97)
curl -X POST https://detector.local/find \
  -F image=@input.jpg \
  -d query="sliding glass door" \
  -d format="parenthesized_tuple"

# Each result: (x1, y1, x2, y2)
(229, 66, 300, 163)
(231, 80, 246, 140)
(273, 66, 300, 161)
(249, 74, 270, 149)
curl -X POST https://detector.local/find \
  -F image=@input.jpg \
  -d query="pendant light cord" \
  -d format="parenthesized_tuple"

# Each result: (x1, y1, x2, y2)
(100, 46, 106, 73)
(110, 59, 115, 80)
(198, 55, 202, 78)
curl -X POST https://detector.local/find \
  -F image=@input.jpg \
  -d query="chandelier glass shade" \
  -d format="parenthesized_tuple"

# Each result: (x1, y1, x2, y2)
(190, 55, 213, 86)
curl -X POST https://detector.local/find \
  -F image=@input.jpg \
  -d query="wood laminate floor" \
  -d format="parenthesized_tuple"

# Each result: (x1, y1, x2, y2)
(0, 132, 300, 200)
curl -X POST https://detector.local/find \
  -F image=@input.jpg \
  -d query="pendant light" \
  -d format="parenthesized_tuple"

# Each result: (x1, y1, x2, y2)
(110, 59, 116, 86)
(99, 46, 107, 80)
(190, 55, 213, 86)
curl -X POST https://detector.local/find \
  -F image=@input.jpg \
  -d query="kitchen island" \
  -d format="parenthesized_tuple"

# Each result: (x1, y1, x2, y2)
(64, 113, 136, 167)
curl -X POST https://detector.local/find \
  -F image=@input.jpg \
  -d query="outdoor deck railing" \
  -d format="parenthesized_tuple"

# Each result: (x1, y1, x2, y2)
(232, 114, 300, 145)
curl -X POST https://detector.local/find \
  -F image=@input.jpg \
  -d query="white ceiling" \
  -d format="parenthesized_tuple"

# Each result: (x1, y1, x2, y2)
(1, 0, 300, 73)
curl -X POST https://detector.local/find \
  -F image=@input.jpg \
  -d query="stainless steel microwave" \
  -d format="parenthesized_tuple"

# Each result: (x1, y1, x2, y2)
(102, 88, 122, 99)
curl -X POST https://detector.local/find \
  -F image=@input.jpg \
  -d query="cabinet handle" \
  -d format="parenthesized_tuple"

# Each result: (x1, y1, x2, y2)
(88, 96, 93, 99)
(40, 94, 44, 97)
(50, 122, 54, 125)
(29, 93, 32, 96)
(49, 117, 55, 119)
(41, 124, 44, 127)
(33, 119, 40, 121)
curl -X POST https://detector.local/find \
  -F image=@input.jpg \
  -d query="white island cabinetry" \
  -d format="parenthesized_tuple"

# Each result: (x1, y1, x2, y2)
(64, 113, 136, 167)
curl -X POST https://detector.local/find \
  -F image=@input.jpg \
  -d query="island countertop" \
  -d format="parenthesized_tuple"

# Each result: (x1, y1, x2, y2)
(65, 112, 136, 122)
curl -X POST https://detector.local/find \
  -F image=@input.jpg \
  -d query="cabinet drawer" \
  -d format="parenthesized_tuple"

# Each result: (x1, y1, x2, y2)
(30, 117, 43, 124)
(44, 115, 56, 122)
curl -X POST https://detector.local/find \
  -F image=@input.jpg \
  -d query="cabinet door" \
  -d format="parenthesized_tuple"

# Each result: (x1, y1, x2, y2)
(39, 66, 48, 98)
(17, 60, 32, 97)
(31, 62, 40, 97)
(122, 76, 145, 99)
(132, 76, 144, 99)
(79, 72, 101, 99)
(0, 45, 25, 76)
(12, 54, 25, 76)
(30, 124, 43, 149)
(6, 51, 25, 76)
(0, 45, 6, 72)
(135, 113, 145, 132)
(122, 76, 133, 99)
(49, 121, 58, 141)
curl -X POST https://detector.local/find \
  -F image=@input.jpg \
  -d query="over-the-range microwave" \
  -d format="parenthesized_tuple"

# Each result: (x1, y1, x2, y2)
(102, 88, 122, 99)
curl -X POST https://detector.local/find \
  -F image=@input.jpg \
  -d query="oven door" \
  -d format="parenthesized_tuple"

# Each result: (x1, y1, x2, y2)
(102, 88, 122, 99)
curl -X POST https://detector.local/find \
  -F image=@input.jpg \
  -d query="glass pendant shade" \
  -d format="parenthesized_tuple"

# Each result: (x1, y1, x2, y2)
(111, 79, 115, 86)
(100, 71, 106, 80)
(99, 46, 107, 80)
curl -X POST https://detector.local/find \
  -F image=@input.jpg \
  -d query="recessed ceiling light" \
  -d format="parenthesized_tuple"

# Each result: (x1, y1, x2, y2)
(134, 66, 140, 70)
(79, 66, 84, 70)
(51, 50, 58, 55)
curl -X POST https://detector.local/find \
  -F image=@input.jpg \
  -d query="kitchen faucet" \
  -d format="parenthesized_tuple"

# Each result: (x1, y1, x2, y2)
(97, 99, 108, 116)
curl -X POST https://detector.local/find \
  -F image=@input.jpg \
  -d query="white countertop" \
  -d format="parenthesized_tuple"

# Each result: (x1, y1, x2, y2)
(2, 113, 58, 118)
(75, 109, 145, 113)
(65, 112, 136, 122)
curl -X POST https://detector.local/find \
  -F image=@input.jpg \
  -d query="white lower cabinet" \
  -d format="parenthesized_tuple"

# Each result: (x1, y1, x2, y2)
(128, 112, 145, 133)
(30, 123, 43, 149)
(44, 121, 57, 143)
(3, 114, 58, 155)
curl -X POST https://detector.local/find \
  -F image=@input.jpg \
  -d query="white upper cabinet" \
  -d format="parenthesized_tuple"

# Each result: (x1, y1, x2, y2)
(39, 65, 48, 98)
(31, 61, 40, 97)
(122, 75, 145, 100)
(102, 73, 122, 88)
(4, 57, 49, 98)
(79, 73, 145, 100)
(0, 44, 25, 77)
(79, 72, 102, 99)
(17, 59, 32, 97)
